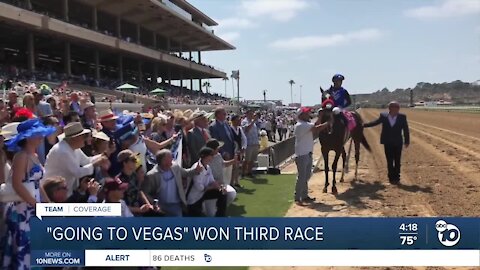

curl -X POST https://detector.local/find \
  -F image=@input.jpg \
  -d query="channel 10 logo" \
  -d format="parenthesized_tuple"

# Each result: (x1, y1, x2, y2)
(435, 220, 461, 247)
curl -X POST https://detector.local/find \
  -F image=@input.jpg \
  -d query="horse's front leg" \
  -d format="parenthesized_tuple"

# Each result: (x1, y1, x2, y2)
(323, 150, 329, 193)
(332, 151, 341, 195)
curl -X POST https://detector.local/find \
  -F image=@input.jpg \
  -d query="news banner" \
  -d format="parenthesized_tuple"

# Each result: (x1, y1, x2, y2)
(31, 203, 478, 267)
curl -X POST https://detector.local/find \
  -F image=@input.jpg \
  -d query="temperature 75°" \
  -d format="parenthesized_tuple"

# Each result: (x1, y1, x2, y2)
(400, 235, 417, 245)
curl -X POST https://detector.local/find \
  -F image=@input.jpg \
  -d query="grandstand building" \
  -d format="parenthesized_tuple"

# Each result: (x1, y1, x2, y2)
(0, 0, 234, 91)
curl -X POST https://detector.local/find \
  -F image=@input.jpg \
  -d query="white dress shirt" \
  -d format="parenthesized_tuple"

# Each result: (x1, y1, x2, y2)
(388, 114, 397, 127)
(44, 140, 101, 196)
(187, 161, 215, 205)
(232, 125, 248, 151)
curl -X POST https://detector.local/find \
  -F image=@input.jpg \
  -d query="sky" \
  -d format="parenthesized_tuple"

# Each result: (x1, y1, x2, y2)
(188, 0, 480, 105)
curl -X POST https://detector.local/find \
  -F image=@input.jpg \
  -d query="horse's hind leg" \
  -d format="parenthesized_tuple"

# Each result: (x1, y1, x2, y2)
(340, 148, 346, 183)
(323, 150, 329, 193)
(331, 151, 341, 195)
(354, 141, 361, 180)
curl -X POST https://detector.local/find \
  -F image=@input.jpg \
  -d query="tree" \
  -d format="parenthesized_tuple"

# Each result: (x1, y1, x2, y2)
(288, 79, 295, 104)
(222, 77, 229, 97)
(202, 81, 211, 93)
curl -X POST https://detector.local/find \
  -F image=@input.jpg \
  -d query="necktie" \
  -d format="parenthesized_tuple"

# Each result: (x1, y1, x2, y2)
(202, 129, 209, 141)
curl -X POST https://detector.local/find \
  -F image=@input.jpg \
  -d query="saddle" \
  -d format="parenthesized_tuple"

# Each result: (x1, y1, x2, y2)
(343, 111, 357, 132)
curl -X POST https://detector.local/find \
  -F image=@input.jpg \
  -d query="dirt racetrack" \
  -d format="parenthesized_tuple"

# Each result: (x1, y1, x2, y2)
(252, 108, 480, 270)
(281, 108, 480, 218)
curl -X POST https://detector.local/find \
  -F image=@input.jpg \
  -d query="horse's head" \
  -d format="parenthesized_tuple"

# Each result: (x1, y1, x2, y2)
(318, 107, 332, 124)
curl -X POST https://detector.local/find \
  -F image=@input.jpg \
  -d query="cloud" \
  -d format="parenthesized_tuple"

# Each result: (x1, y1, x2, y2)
(217, 18, 256, 30)
(270, 28, 383, 51)
(240, 0, 309, 22)
(405, 0, 480, 19)
(218, 32, 241, 43)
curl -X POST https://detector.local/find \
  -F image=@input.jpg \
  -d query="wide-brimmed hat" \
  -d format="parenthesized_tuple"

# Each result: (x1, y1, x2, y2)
(1, 122, 19, 141)
(98, 109, 119, 122)
(0, 125, 12, 137)
(59, 122, 91, 140)
(183, 109, 193, 120)
(104, 177, 128, 193)
(80, 101, 95, 111)
(6, 119, 56, 152)
(92, 130, 110, 142)
(189, 110, 207, 121)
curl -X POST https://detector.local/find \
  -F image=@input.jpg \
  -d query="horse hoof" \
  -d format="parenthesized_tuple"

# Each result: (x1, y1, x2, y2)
(323, 187, 328, 193)
(332, 186, 338, 195)
(340, 178, 345, 183)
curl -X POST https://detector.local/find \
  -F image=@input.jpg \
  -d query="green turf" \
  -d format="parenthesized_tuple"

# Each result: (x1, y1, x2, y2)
(163, 174, 296, 270)
(229, 174, 297, 217)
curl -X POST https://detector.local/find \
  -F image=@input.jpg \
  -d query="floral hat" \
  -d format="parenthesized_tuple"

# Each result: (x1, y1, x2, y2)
(6, 119, 56, 152)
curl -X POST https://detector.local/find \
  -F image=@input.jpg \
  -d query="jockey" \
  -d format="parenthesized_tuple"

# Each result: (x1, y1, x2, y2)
(322, 74, 355, 132)
(325, 74, 352, 110)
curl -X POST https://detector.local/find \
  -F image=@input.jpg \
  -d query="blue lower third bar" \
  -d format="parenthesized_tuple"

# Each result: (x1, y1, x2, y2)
(31, 250, 84, 267)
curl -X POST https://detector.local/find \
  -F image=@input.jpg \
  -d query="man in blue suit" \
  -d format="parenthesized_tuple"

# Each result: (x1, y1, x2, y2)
(363, 101, 410, 184)
(209, 107, 235, 160)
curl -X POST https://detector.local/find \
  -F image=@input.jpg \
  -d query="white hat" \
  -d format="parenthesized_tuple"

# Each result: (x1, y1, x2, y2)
(92, 130, 110, 142)
(98, 109, 119, 122)
(190, 110, 207, 121)
(1, 122, 20, 141)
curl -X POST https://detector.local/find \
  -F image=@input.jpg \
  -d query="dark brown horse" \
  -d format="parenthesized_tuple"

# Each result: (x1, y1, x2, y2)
(317, 108, 371, 194)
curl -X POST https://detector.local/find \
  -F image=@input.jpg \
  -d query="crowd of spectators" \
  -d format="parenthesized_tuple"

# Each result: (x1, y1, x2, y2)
(0, 72, 295, 268)
(0, 64, 233, 107)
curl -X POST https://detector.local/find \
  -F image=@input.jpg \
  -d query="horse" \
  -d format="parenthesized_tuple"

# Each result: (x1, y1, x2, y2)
(317, 102, 371, 194)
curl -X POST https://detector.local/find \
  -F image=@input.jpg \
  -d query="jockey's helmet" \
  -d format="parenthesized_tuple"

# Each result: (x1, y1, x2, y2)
(332, 74, 345, 82)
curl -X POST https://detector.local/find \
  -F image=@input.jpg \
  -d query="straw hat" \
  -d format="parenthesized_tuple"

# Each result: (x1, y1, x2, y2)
(183, 109, 193, 120)
(98, 109, 119, 122)
(173, 109, 184, 119)
(189, 110, 207, 122)
(92, 130, 110, 142)
(59, 122, 91, 140)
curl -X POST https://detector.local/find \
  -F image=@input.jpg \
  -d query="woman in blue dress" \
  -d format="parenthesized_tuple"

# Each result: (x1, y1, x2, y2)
(2, 118, 55, 269)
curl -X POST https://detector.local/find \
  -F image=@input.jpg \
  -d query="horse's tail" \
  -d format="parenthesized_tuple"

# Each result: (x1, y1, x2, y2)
(360, 135, 371, 152)
(353, 111, 372, 152)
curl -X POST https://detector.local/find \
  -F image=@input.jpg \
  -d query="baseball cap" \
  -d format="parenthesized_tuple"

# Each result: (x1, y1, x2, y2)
(103, 177, 128, 192)
(296, 107, 312, 116)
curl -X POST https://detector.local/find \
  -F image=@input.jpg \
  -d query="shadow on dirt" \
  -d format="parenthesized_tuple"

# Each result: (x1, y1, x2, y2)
(334, 178, 386, 209)
(396, 183, 433, 194)
(306, 202, 338, 213)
